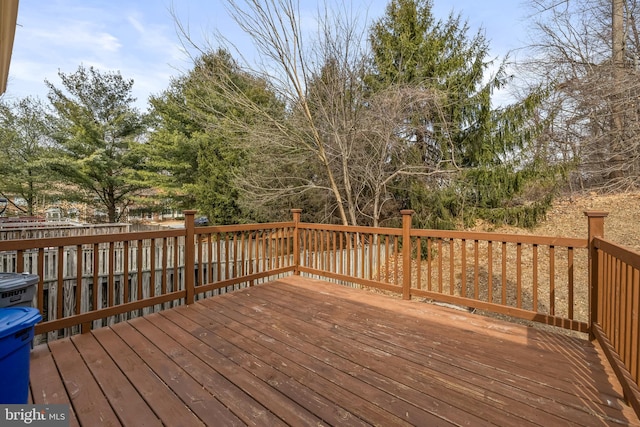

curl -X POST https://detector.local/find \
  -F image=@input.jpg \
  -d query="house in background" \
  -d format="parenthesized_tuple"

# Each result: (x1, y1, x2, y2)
(0, 0, 19, 95)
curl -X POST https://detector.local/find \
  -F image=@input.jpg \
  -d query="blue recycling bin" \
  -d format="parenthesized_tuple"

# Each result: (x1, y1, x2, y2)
(0, 307, 42, 404)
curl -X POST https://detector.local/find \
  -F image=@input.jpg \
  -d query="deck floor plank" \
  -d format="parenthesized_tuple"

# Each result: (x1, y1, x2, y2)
(110, 320, 246, 427)
(257, 281, 633, 424)
(169, 305, 372, 427)
(30, 277, 640, 427)
(47, 338, 121, 426)
(156, 307, 329, 426)
(91, 326, 206, 427)
(70, 332, 163, 427)
(197, 289, 499, 426)
(182, 301, 428, 427)
(29, 345, 80, 427)
(126, 315, 288, 427)
(210, 284, 550, 427)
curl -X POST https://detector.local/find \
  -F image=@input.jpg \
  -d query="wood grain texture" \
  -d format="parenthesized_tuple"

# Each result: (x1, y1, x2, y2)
(29, 277, 640, 426)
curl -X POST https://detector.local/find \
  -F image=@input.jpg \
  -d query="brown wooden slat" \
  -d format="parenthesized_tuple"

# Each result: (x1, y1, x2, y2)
(123, 241, 129, 304)
(568, 247, 574, 318)
(29, 345, 80, 427)
(632, 269, 640, 384)
(128, 315, 288, 427)
(70, 333, 161, 427)
(91, 326, 206, 426)
(501, 241, 507, 304)
(550, 245, 556, 315)
(426, 237, 432, 291)
(149, 238, 156, 298)
(57, 246, 64, 321)
(533, 244, 538, 310)
(111, 320, 244, 426)
(92, 243, 99, 314)
(461, 239, 467, 298)
(75, 245, 82, 317)
(516, 243, 522, 308)
(474, 239, 479, 299)
(108, 242, 115, 308)
(136, 240, 143, 304)
(487, 240, 493, 303)
(449, 239, 454, 295)
(48, 338, 121, 426)
(37, 249, 44, 314)
(16, 248, 23, 272)
(437, 238, 443, 292)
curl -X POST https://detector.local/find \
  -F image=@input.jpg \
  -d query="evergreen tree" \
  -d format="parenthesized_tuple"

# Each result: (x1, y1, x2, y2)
(0, 97, 52, 216)
(141, 77, 200, 214)
(143, 50, 282, 224)
(46, 65, 146, 223)
(369, 0, 557, 228)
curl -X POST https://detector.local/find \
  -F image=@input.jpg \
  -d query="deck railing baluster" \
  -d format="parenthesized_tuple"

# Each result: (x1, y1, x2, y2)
(3, 207, 639, 418)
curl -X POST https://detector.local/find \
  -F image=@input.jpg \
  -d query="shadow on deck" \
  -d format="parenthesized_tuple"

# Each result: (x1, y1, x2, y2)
(29, 277, 640, 426)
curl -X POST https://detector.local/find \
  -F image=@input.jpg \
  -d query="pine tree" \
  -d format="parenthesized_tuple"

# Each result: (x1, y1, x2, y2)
(46, 66, 146, 223)
(0, 97, 51, 216)
(368, 0, 557, 228)
(143, 50, 282, 224)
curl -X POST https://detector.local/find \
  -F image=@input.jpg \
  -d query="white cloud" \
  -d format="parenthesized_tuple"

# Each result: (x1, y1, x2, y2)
(127, 15, 146, 35)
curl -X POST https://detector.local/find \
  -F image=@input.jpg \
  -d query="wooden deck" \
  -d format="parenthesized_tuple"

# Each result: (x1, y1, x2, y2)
(29, 276, 640, 426)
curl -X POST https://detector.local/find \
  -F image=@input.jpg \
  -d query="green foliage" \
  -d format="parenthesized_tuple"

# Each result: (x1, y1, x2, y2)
(140, 78, 200, 210)
(0, 97, 52, 215)
(143, 50, 283, 224)
(46, 65, 146, 222)
(368, 0, 559, 229)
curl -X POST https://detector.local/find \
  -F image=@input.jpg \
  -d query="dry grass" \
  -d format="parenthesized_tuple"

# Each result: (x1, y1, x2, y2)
(474, 191, 640, 251)
(368, 191, 640, 336)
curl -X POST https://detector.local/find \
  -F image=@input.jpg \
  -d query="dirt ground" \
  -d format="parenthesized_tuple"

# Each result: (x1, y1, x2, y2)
(450, 191, 640, 333)
(471, 191, 640, 251)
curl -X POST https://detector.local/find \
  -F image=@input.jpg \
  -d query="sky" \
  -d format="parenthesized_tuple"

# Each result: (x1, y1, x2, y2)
(3, 0, 531, 111)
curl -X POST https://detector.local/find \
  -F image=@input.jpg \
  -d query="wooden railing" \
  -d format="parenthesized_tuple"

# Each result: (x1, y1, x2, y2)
(586, 212, 640, 416)
(192, 221, 296, 300)
(295, 209, 590, 332)
(0, 211, 294, 339)
(1, 207, 639, 416)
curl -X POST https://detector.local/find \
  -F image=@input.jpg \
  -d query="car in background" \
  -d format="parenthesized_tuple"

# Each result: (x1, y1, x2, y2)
(194, 216, 209, 226)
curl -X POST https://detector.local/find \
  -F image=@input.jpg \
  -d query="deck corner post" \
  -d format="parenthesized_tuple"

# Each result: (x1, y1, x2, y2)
(291, 209, 302, 275)
(584, 210, 608, 340)
(184, 210, 197, 305)
(401, 210, 415, 300)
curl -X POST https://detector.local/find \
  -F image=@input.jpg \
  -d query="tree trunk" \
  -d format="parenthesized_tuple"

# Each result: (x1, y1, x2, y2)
(610, 0, 625, 176)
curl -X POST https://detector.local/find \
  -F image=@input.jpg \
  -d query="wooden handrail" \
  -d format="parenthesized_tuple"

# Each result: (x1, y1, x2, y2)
(292, 209, 302, 276)
(184, 210, 196, 305)
(585, 210, 608, 340)
(401, 210, 414, 300)
(585, 211, 640, 418)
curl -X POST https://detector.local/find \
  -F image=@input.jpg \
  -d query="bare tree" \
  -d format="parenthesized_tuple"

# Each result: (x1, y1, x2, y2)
(522, 0, 640, 191)
(174, 0, 450, 226)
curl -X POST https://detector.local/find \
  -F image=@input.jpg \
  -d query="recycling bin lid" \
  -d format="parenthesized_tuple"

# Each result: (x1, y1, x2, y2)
(0, 307, 42, 339)
(0, 273, 39, 291)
